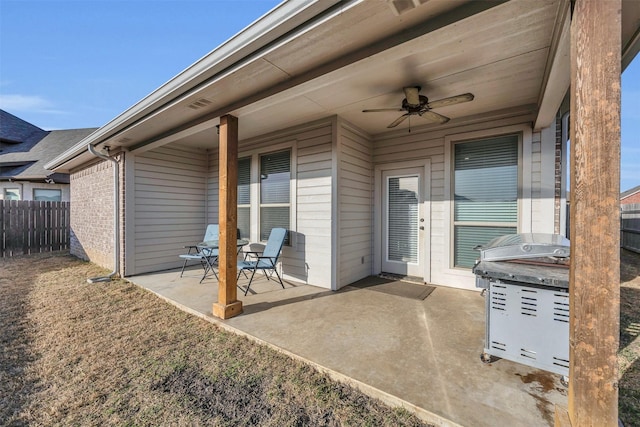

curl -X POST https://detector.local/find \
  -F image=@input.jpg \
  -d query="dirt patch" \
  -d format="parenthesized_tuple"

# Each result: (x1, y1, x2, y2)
(0, 252, 430, 426)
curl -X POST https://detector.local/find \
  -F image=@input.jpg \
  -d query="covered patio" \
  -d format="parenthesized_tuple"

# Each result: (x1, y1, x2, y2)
(46, 1, 640, 424)
(130, 268, 567, 427)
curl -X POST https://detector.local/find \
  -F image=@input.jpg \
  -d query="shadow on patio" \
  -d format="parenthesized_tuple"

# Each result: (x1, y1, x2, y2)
(129, 267, 567, 427)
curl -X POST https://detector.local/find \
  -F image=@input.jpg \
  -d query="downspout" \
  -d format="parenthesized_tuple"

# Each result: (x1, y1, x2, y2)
(86, 143, 120, 283)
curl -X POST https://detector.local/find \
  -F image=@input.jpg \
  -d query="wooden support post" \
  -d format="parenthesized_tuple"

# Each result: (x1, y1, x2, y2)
(213, 115, 243, 319)
(556, 1, 622, 425)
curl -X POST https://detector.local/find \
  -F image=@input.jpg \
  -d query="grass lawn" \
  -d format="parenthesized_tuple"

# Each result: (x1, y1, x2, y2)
(619, 249, 640, 426)
(0, 252, 430, 426)
(1, 250, 639, 426)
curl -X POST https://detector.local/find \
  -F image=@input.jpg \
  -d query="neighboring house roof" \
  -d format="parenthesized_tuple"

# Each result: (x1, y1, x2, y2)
(621, 185, 640, 200)
(0, 109, 48, 147)
(0, 109, 97, 182)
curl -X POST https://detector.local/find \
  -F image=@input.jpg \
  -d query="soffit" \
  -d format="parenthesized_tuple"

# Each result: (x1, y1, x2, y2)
(59, 0, 572, 165)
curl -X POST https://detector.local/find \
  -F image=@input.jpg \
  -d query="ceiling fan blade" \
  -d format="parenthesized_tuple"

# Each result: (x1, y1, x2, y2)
(420, 110, 450, 124)
(427, 93, 474, 109)
(403, 86, 421, 106)
(387, 114, 410, 128)
(362, 108, 405, 113)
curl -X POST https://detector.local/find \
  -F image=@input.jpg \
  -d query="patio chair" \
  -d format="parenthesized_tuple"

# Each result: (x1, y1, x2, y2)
(237, 227, 287, 295)
(179, 224, 219, 282)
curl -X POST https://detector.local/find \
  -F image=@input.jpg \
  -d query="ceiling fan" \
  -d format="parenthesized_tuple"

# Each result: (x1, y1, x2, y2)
(362, 86, 474, 128)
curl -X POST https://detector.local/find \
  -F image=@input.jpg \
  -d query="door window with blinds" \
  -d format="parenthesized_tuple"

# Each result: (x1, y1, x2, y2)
(453, 135, 519, 268)
(387, 175, 419, 263)
(237, 157, 251, 239)
(260, 150, 290, 243)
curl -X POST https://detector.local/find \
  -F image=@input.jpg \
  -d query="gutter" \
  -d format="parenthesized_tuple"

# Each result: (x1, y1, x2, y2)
(86, 144, 120, 283)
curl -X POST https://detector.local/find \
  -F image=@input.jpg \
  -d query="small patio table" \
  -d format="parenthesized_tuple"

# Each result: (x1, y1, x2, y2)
(197, 239, 249, 282)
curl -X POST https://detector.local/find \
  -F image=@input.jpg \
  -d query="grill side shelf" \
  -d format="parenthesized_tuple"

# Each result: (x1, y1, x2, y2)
(473, 260, 569, 289)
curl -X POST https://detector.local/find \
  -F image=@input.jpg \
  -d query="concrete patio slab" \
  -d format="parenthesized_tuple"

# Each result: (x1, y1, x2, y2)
(130, 268, 568, 427)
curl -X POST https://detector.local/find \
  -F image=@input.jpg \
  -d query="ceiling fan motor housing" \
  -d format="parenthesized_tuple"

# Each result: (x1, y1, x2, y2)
(402, 94, 429, 112)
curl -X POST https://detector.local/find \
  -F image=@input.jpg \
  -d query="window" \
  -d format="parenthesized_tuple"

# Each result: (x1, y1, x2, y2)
(237, 157, 251, 239)
(33, 188, 62, 201)
(3, 188, 20, 200)
(260, 150, 290, 242)
(453, 135, 519, 268)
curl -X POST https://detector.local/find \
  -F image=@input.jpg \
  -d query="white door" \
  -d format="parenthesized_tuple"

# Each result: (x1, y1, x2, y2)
(381, 168, 425, 277)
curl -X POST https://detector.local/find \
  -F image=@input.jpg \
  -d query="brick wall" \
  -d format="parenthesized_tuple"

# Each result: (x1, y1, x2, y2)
(622, 192, 640, 204)
(70, 155, 123, 270)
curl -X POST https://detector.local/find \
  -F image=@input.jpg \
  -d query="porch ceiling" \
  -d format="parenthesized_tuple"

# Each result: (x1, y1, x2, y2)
(51, 0, 640, 166)
(135, 0, 562, 151)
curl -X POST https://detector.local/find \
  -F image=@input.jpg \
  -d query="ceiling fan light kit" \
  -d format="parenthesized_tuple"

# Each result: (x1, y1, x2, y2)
(362, 86, 474, 128)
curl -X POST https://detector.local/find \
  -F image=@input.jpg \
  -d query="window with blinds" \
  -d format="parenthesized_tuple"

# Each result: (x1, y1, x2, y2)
(453, 135, 519, 268)
(260, 150, 290, 242)
(388, 176, 419, 263)
(237, 157, 251, 239)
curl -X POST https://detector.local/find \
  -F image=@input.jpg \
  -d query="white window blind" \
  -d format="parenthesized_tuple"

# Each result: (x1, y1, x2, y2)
(453, 135, 519, 268)
(237, 157, 251, 239)
(260, 150, 290, 242)
(388, 176, 419, 263)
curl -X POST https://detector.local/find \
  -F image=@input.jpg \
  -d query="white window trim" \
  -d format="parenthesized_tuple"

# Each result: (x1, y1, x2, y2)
(560, 112, 570, 237)
(239, 140, 297, 247)
(237, 156, 252, 240)
(3, 188, 21, 200)
(443, 124, 532, 286)
(373, 158, 431, 283)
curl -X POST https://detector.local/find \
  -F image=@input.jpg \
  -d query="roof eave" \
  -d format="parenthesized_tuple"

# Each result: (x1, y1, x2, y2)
(45, 0, 343, 172)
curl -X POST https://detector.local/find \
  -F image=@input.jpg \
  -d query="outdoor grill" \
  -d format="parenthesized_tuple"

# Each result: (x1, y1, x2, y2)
(472, 233, 570, 377)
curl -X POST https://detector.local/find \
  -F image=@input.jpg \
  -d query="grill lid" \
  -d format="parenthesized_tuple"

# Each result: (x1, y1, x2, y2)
(475, 233, 570, 262)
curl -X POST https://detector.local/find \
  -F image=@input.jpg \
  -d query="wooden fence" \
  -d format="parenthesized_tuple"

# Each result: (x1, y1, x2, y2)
(621, 203, 640, 253)
(1, 200, 71, 257)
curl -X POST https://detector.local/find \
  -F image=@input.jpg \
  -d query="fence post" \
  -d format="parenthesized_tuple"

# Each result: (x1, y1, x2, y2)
(0, 201, 5, 257)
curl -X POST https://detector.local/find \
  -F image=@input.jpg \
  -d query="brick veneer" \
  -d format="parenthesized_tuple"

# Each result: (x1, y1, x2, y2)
(622, 191, 640, 204)
(70, 154, 124, 271)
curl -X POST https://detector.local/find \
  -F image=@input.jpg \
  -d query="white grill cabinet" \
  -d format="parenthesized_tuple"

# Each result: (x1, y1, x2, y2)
(472, 234, 570, 377)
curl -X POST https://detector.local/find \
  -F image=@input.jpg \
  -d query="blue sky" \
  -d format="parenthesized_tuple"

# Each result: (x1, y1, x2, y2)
(1, 0, 638, 191)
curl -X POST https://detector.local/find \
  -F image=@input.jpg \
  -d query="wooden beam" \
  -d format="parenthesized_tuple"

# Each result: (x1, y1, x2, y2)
(213, 115, 243, 319)
(559, 1, 621, 425)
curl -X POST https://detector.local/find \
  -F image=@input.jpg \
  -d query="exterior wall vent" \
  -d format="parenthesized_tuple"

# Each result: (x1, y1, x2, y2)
(387, 0, 429, 16)
(187, 98, 214, 110)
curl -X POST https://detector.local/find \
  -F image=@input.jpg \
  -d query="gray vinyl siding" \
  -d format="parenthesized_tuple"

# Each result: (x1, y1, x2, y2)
(133, 144, 207, 274)
(531, 125, 556, 234)
(294, 124, 334, 287)
(205, 119, 335, 288)
(206, 151, 219, 225)
(337, 122, 373, 288)
(373, 114, 538, 287)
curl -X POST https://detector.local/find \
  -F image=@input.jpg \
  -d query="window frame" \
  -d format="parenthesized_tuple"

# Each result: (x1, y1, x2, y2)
(33, 188, 62, 202)
(3, 188, 20, 200)
(452, 135, 521, 268)
(259, 149, 291, 243)
(443, 125, 532, 281)
(237, 141, 297, 247)
(237, 156, 252, 240)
